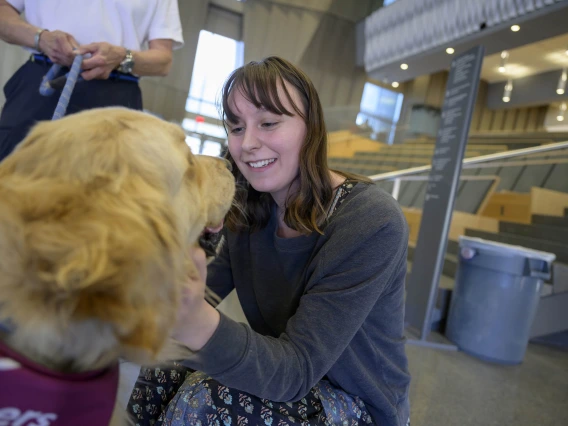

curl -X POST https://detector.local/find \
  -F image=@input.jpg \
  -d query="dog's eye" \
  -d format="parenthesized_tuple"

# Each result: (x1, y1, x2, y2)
(223, 159, 232, 171)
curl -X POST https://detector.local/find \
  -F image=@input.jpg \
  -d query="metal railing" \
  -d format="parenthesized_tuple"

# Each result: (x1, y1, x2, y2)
(369, 140, 568, 184)
(390, 174, 499, 201)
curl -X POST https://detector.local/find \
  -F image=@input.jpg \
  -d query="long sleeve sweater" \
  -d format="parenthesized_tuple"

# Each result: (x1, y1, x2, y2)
(183, 182, 411, 426)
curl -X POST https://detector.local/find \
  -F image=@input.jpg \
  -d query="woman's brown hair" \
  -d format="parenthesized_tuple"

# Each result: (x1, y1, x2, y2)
(221, 56, 369, 234)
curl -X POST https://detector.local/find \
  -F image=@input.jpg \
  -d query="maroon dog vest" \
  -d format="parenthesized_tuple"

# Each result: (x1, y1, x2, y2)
(0, 340, 119, 426)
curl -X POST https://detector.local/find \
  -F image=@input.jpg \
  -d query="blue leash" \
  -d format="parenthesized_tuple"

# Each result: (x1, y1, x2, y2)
(39, 54, 88, 120)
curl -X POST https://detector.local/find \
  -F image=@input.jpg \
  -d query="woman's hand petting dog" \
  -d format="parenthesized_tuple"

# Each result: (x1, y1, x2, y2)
(172, 246, 220, 352)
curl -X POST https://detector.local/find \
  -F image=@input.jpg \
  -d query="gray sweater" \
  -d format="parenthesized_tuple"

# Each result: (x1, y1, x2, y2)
(184, 182, 411, 425)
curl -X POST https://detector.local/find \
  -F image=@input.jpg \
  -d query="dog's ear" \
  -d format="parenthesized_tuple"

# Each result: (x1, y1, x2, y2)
(0, 176, 184, 360)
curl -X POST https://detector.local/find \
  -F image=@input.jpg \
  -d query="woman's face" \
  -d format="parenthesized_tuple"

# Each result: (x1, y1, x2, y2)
(227, 82, 307, 207)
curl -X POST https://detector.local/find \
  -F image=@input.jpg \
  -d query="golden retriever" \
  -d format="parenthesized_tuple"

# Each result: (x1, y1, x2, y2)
(0, 107, 235, 425)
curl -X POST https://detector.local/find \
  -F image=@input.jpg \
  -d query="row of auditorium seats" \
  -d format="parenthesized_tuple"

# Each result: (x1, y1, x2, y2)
(329, 144, 508, 175)
(372, 147, 568, 214)
(333, 130, 568, 344)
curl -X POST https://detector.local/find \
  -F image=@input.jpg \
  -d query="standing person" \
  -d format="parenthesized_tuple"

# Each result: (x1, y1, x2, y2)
(129, 56, 411, 426)
(0, 0, 183, 161)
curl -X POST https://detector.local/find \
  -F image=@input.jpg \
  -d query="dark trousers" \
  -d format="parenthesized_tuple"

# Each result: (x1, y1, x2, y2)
(0, 59, 143, 162)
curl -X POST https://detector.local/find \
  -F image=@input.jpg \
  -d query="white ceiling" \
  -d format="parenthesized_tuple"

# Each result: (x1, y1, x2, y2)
(481, 32, 568, 83)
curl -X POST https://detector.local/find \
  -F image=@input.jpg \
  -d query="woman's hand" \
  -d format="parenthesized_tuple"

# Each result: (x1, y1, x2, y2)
(76, 42, 127, 80)
(172, 246, 220, 351)
(38, 30, 79, 67)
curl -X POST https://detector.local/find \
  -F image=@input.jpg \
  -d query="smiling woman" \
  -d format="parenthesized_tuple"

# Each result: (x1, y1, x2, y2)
(222, 56, 357, 236)
(128, 56, 412, 426)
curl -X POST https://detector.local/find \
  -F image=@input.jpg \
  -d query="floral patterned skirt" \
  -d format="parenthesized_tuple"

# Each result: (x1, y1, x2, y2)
(128, 365, 375, 426)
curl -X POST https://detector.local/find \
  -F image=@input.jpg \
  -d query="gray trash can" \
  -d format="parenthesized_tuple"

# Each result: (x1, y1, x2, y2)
(445, 236, 556, 365)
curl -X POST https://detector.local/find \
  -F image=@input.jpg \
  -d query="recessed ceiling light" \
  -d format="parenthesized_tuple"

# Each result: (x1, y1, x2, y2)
(557, 89, 565, 95)
(400, 63, 408, 70)
(511, 25, 520, 32)
(557, 115, 565, 122)
(446, 47, 455, 55)
(503, 79, 513, 103)
(391, 82, 399, 88)
(498, 51, 509, 73)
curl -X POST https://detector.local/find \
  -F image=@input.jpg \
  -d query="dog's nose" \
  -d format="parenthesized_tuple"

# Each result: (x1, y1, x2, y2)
(205, 221, 224, 234)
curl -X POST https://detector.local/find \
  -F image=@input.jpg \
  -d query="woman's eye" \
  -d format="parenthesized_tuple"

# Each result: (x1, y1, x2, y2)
(262, 122, 277, 128)
(230, 127, 244, 135)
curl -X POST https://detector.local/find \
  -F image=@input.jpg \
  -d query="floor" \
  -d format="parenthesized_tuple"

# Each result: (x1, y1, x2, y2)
(406, 340, 568, 426)
(118, 295, 568, 425)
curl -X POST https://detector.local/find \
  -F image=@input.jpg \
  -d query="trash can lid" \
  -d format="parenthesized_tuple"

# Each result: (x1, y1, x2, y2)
(458, 236, 556, 263)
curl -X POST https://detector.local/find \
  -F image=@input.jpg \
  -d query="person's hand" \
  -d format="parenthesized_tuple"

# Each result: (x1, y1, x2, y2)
(172, 246, 220, 351)
(175, 246, 209, 332)
(37, 30, 79, 67)
(76, 42, 128, 80)
(188, 245, 208, 291)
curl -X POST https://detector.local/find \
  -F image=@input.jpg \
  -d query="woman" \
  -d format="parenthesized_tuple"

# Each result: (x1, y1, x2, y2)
(128, 56, 411, 426)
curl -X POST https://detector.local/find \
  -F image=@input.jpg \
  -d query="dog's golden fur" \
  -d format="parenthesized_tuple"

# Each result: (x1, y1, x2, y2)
(0, 108, 235, 379)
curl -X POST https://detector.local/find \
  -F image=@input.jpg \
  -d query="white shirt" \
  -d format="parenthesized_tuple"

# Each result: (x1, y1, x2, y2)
(7, 0, 184, 51)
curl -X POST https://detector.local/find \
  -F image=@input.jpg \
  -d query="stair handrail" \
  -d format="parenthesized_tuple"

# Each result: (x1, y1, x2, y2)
(369, 140, 568, 182)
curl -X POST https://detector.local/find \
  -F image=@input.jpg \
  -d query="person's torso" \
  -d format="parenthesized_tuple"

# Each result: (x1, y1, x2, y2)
(223, 182, 411, 425)
(227, 180, 361, 336)
(226, 206, 319, 336)
(18, 0, 161, 50)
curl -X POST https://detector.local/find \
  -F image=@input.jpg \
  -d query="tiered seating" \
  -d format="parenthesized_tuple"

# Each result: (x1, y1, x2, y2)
(328, 142, 508, 176)
(327, 126, 568, 344)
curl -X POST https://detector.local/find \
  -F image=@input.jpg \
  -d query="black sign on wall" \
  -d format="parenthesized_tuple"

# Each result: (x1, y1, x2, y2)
(405, 45, 485, 340)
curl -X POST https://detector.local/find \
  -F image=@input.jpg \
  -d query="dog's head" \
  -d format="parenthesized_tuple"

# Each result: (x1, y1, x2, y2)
(0, 108, 235, 371)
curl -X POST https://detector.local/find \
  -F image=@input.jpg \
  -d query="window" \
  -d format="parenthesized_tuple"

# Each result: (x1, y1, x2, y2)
(185, 135, 223, 158)
(184, 30, 244, 155)
(185, 136, 202, 155)
(186, 30, 244, 120)
(202, 140, 223, 157)
(357, 82, 403, 144)
(383, 0, 398, 6)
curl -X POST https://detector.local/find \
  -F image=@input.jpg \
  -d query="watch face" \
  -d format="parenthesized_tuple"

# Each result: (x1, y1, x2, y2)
(121, 51, 134, 74)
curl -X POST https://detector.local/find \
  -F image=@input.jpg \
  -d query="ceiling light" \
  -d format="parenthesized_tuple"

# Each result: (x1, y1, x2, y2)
(446, 47, 455, 55)
(503, 79, 513, 103)
(558, 70, 567, 95)
(499, 51, 509, 73)
(400, 63, 408, 70)
(557, 103, 567, 121)
(391, 82, 399, 88)
(511, 25, 520, 32)
(557, 68, 567, 95)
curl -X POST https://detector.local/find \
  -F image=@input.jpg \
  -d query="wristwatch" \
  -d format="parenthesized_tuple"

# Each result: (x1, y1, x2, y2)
(118, 49, 135, 74)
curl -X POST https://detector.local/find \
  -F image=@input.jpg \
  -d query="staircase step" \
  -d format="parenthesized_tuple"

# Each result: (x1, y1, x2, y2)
(446, 239, 459, 256)
(532, 214, 568, 228)
(406, 245, 458, 278)
(406, 260, 455, 290)
(443, 254, 458, 278)
(464, 229, 568, 264)
(499, 222, 568, 245)
(553, 262, 568, 294)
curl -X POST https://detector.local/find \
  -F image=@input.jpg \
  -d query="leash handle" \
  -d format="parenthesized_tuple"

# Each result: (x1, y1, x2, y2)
(39, 54, 87, 120)
(52, 54, 84, 120)
(38, 63, 63, 97)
